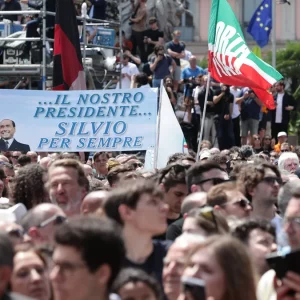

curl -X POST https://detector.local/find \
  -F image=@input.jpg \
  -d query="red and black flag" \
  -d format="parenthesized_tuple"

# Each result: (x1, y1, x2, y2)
(53, 0, 86, 90)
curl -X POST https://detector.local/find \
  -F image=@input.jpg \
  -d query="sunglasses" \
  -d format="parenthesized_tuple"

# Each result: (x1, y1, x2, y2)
(281, 149, 289, 152)
(262, 176, 282, 186)
(196, 177, 229, 186)
(222, 199, 251, 209)
(12, 156, 20, 159)
(254, 137, 260, 140)
(160, 164, 190, 183)
(7, 228, 24, 239)
(37, 215, 67, 228)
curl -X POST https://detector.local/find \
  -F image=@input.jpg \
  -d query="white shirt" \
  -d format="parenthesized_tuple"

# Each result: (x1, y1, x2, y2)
(116, 62, 139, 89)
(2, 138, 14, 148)
(230, 87, 241, 119)
(275, 93, 284, 123)
(193, 86, 202, 115)
(139, 84, 151, 88)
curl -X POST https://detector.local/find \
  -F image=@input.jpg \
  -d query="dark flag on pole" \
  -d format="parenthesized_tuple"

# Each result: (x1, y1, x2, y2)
(52, 0, 86, 90)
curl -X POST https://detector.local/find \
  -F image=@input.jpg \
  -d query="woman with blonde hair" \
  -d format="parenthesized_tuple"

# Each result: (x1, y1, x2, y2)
(179, 235, 257, 300)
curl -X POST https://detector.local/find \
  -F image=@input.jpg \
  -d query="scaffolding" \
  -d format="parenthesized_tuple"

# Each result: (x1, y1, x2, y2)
(0, 1, 123, 90)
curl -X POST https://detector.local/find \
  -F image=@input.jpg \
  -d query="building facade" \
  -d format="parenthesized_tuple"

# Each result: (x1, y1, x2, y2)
(179, 0, 300, 43)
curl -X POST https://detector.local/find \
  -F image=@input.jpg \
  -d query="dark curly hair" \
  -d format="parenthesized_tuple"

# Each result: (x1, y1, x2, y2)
(0, 168, 8, 198)
(232, 219, 276, 243)
(11, 164, 48, 209)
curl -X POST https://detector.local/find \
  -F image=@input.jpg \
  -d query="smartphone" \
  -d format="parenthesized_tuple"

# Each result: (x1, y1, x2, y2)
(266, 248, 300, 279)
(181, 276, 206, 300)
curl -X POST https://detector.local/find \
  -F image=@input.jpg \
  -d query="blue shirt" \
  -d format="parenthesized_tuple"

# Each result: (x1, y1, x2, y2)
(181, 66, 205, 96)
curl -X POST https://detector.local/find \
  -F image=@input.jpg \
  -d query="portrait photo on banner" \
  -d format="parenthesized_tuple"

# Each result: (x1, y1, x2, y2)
(0, 88, 158, 152)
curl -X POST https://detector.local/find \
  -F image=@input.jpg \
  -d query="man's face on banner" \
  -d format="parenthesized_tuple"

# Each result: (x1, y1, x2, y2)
(0, 119, 16, 140)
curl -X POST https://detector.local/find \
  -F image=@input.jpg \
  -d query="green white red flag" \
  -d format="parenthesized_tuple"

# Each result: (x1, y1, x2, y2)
(208, 0, 283, 109)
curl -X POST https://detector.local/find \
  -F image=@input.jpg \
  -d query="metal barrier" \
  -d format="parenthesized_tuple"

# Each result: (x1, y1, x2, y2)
(0, 2, 123, 89)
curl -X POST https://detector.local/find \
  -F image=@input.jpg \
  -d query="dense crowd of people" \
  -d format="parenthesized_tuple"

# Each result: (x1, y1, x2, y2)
(1, 1, 300, 300)
(0, 145, 298, 299)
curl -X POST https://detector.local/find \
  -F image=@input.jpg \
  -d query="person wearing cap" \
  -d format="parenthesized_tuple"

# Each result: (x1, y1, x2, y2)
(143, 17, 164, 60)
(271, 80, 296, 141)
(274, 131, 288, 153)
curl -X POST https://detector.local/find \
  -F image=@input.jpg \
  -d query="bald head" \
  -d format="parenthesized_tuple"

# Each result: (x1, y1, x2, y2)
(21, 203, 66, 246)
(181, 192, 207, 215)
(39, 156, 52, 169)
(0, 155, 9, 163)
(83, 164, 93, 177)
(27, 151, 38, 163)
(81, 190, 108, 215)
(21, 203, 65, 232)
(189, 55, 197, 68)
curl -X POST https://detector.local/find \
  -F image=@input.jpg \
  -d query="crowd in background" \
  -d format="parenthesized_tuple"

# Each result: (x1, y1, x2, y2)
(0, 145, 298, 299)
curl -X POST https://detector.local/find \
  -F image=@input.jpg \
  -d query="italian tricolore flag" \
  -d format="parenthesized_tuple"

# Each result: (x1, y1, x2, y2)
(208, 0, 283, 109)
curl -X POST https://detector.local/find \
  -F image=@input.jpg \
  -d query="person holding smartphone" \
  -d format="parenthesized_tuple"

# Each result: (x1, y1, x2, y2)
(179, 235, 257, 300)
(150, 45, 176, 88)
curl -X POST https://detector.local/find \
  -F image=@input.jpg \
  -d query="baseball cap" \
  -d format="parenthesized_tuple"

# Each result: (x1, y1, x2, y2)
(278, 132, 287, 138)
(200, 150, 211, 161)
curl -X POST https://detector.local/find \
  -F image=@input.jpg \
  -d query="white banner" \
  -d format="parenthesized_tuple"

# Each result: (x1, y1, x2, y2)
(0, 88, 157, 152)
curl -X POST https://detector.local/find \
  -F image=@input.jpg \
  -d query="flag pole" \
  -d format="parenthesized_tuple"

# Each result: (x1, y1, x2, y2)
(272, 0, 276, 67)
(153, 82, 163, 169)
(196, 72, 211, 161)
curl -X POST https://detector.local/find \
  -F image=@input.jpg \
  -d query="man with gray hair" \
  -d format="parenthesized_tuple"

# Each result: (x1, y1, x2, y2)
(21, 203, 66, 247)
(166, 192, 207, 240)
(278, 152, 299, 174)
(277, 180, 300, 247)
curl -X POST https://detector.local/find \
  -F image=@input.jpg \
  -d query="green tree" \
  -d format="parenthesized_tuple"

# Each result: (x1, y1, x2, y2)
(266, 42, 300, 138)
(265, 42, 300, 95)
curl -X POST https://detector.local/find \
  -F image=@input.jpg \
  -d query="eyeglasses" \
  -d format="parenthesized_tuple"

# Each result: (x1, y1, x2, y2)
(262, 176, 282, 186)
(284, 217, 300, 228)
(264, 138, 271, 141)
(7, 228, 24, 239)
(222, 199, 252, 209)
(195, 177, 229, 186)
(37, 215, 67, 228)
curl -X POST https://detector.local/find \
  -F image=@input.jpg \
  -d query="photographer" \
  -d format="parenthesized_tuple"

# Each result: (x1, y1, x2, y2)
(236, 88, 262, 146)
(129, 0, 147, 63)
(213, 84, 235, 150)
(150, 45, 176, 88)
(181, 56, 205, 106)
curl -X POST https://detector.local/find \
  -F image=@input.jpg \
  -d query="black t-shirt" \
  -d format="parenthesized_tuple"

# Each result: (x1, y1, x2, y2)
(166, 41, 185, 66)
(1, 0, 21, 22)
(123, 240, 172, 285)
(144, 29, 164, 54)
(166, 218, 184, 241)
(197, 87, 215, 114)
(214, 90, 234, 116)
(154, 216, 181, 240)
